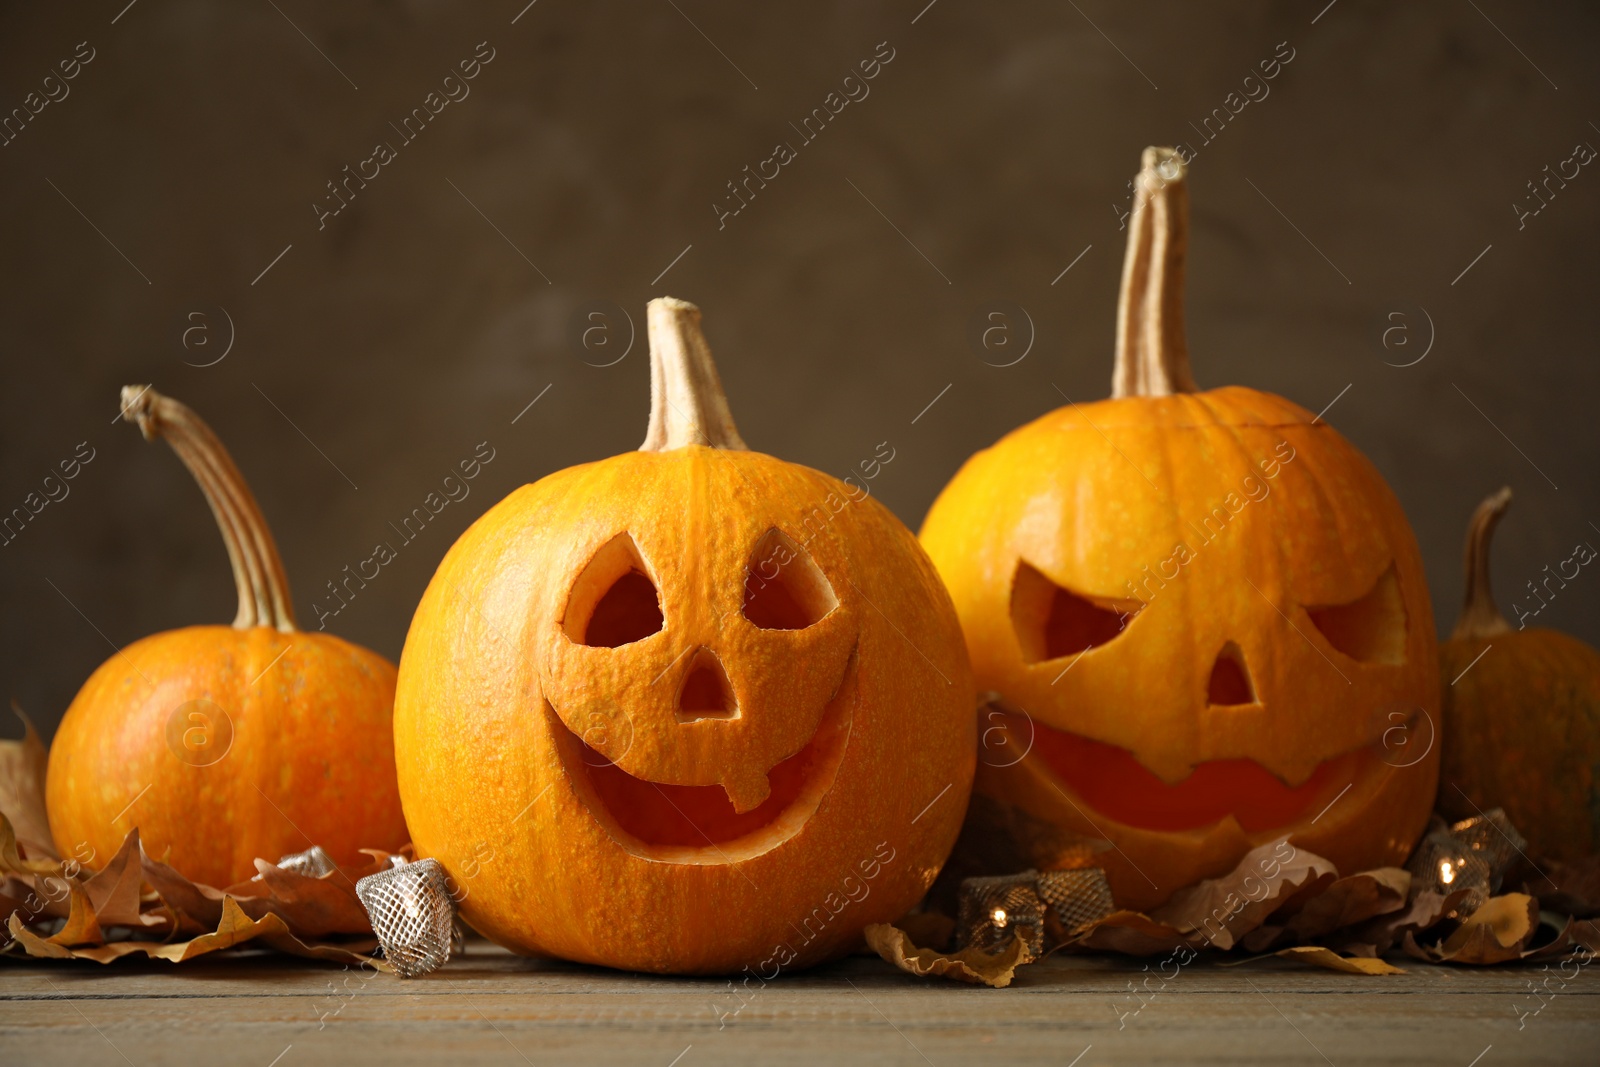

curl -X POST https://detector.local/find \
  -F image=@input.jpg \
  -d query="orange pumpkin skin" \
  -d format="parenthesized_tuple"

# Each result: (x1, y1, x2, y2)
(1438, 489, 1600, 860)
(47, 627, 405, 887)
(919, 152, 1438, 911)
(45, 386, 408, 888)
(395, 301, 974, 975)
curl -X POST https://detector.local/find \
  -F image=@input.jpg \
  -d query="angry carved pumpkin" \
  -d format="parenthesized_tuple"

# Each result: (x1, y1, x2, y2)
(47, 387, 408, 887)
(919, 149, 1439, 910)
(393, 297, 974, 974)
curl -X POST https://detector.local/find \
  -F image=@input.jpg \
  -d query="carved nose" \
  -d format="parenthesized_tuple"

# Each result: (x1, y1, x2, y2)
(1207, 642, 1256, 705)
(676, 648, 738, 723)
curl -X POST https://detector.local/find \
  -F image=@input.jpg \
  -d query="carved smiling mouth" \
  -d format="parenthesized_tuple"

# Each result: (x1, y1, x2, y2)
(988, 711, 1383, 834)
(548, 659, 856, 863)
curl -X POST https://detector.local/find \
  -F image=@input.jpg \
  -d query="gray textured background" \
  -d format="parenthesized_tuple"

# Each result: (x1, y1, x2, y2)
(2, 0, 1596, 743)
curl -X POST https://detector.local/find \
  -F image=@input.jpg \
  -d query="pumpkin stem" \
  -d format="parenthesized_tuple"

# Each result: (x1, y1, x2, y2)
(1452, 486, 1514, 641)
(120, 385, 297, 633)
(640, 297, 749, 452)
(1111, 146, 1199, 399)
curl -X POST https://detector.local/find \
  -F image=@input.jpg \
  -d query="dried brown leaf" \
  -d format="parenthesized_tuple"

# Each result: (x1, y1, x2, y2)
(865, 922, 1029, 988)
(1274, 945, 1406, 975)
(1407, 893, 1539, 965)
(0, 706, 53, 861)
(84, 829, 155, 928)
(1342, 888, 1474, 956)
(225, 858, 373, 937)
(139, 848, 225, 934)
(45, 885, 103, 947)
(1150, 838, 1337, 951)
(1243, 868, 1411, 952)
(0, 807, 60, 877)
(1068, 910, 1192, 955)
(10, 895, 382, 967)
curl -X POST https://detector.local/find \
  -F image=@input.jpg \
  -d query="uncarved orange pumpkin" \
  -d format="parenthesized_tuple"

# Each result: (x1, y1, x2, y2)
(1439, 487, 1600, 860)
(47, 387, 407, 887)
(394, 298, 974, 975)
(920, 148, 1439, 910)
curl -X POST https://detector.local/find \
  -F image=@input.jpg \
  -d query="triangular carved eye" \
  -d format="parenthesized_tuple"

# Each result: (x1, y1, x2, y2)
(1207, 642, 1256, 705)
(562, 533, 664, 647)
(1306, 563, 1408, 665)
(743, 528, 838, 630)
(1010, 560, 1139, 663)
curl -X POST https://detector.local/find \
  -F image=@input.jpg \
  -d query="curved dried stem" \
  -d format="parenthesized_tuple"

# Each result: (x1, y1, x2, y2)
(1111, 146, 1199, 398)
(121, 385, 297, 632)
(1452, 486, 1513, 641)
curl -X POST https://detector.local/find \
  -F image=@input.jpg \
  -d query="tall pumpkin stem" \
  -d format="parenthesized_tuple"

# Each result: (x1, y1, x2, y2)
(1111, 146, 1199, 398)
(1452, 486, 1513, 641)
(120, 385, 297, 633)
(640, 297, 749, 452)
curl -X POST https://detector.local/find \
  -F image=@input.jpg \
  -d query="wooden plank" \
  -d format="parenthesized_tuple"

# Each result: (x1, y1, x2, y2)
(2, 942, 1595, 1065)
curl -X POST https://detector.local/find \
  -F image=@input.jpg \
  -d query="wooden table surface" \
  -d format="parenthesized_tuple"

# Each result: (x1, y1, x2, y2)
(3, 940, 1595, 1066)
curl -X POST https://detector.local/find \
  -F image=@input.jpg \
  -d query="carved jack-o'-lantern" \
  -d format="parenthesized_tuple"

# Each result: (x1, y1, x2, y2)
(920, 149, 1439, 910)
(394, 298, 973, 974)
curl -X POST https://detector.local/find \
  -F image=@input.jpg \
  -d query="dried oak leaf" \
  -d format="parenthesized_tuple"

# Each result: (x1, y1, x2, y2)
(1405, 893, 1538, 965)
(45, 885, 104, 947)
(85, 829, 161, 929)
(864, 922, 1029, 988)
(1149, 837, 1337, 951)
(0, 795, 60, 878)
(0, 706, 54, 862)
(1070, 910, 1191, 956)
(221, 858, 376, 938)
(9, 896, 382, 966)
(1241, 868, 1411, 953)
(139, 847, 226, 935)
(1272, 946, 1406, 975)
(1340, 887, 1475, 957)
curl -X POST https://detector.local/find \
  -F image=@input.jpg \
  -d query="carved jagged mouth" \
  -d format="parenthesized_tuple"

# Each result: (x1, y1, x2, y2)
(548, 660, 856, 863)
(988, 711, 1379, 834)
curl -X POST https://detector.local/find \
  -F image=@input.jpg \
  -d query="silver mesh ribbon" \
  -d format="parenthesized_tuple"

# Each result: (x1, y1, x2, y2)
(955, 868, 1115, 961)
(1406, 808, 1526, 913)
(355, 857, 456, 978)
(275, 845, 336, 878)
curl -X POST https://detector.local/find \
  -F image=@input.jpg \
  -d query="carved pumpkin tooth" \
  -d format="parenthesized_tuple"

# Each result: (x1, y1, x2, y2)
(721, 771, 773, 815)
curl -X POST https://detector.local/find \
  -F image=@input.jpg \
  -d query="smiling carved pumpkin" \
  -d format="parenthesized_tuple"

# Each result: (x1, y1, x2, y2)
(393, 297, 974, 974)
(919, 149, 1439, 911)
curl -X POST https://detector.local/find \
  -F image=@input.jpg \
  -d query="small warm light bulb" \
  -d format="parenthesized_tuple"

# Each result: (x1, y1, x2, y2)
(1440, 860, 1456, 884)
(992, 907, 1008, 925)
(403, 895, 422, 920)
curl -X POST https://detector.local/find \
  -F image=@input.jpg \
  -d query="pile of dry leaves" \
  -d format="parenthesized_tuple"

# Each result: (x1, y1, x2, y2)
(867, 833, 1600, 987)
